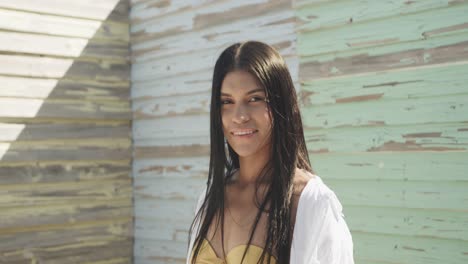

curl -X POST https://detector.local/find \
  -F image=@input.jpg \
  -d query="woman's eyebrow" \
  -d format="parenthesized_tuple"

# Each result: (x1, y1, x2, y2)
(221, 88, 264, 96)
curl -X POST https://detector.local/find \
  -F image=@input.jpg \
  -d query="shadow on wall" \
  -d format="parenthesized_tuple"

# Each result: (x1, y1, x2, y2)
(0, 0, 133, 263)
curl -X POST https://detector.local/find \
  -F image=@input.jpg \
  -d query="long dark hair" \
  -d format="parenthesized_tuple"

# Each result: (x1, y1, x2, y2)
(189, 41, 312, 264)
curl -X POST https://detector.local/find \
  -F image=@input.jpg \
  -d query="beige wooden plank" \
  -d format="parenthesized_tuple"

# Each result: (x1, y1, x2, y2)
(0, 229, 132, 263)
(0, 0, 129, 22)
(0, 200, 131, 230)
(0, 76, 129, 101)
(0, 98, 130, 119)
(0, 122, 130, 142)
(0, 179, 132, 207)
(0, 32, 129, 60)
(0, 162, 130, 184)
(0, 55, 129, 81)
(0, 141, 131, 162)
(0, 9, 129, 41)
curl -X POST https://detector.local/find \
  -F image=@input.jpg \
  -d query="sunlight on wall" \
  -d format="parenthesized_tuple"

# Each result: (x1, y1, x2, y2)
(0, 0, 120, 161)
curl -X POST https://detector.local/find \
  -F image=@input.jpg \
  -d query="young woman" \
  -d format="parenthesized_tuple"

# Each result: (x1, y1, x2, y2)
(187, 41, 354, 264)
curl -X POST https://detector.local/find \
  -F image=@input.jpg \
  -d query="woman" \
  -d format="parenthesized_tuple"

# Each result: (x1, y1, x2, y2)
(187, 41, 354, 264)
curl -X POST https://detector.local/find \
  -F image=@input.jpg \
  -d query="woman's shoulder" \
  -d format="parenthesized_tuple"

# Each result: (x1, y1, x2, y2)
(293, 169, 344, 221)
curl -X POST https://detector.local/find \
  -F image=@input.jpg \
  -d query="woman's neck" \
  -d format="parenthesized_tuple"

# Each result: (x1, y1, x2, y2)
(237, 148, 271, 187)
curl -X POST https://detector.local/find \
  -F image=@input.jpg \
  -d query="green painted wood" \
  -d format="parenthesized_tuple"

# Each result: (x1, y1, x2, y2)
(353, 232, 468, 264)
(298, 2, 468, 56)
(309, 151, 468, 181)
(345, 205, 468, 241)
(297, 1, 468, 263)
(301, 62, 468, 106)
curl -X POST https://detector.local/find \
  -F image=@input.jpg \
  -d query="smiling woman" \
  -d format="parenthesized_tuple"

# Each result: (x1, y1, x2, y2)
(187, 41, 354, 264)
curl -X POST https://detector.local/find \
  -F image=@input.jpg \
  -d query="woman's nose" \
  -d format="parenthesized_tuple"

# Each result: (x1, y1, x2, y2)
(232, 104, 250, 124)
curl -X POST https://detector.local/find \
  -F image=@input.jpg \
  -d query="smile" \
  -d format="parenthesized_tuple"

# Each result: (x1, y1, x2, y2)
(231, 130, 258, 136)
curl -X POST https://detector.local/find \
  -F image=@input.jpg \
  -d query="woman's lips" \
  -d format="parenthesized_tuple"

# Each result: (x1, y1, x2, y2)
(231, 129, 258, 138)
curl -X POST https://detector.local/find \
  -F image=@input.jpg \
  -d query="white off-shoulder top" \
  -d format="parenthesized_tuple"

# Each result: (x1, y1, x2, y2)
(187, 174, 355, 264)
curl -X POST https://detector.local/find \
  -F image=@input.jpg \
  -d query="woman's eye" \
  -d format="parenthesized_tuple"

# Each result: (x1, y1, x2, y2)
(221, 99, 232, 104)
(249, 97, 264, 102)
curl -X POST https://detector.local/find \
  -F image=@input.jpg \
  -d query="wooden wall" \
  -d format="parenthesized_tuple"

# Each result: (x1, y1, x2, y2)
(295, 0, 468, 263)
(0, 0, 133, 263)
(130, 0, 468, 263)
(130, 0, 298, 263)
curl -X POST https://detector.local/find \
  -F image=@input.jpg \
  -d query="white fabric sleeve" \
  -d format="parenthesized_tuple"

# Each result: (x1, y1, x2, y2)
(186, 187, 207, 264)
(291, 183, 354, 264)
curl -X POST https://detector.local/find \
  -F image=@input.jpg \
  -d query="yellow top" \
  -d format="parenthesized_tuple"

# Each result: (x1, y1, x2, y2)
(190, 238, 277, 264)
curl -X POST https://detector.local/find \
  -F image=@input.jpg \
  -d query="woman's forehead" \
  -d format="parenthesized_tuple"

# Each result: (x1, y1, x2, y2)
(221, 70, 264, 94)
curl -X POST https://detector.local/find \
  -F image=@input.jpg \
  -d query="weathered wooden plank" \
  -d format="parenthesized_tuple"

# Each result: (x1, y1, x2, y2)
(301, 94, 468, 129)
(353, 232, 468, 264)
(309, 151, 468, 182)
(134, 238, 187, 261)
(0, 76, 129, 101)
(131, 69, 211, 99)
(0, 55, 129, 81)
(0, 8, 129, 41)
(0, 32, 129, 60)
(0, 123, 130, 142)
(327, 179, 468, 211)
(296, 0, 464, 33)
(346, 205, 468, 242)
(134, 177, 204, 201)
(134, 198, 199, 222)
(0, 162, 130, 184)
(0, 0, 129, 22)
(131, 0, 294, 45)
(132, 27, 296, 66)
(0, 141, 131, 162)
(0, 179, 132, 207)
(298, 2, 468, 56)
(0, 98, 130, 119)
(301, 62, 468, 106)
(130, 0, 214, 24)
(135, 218, 190, 242)
(0, 200, 131, 229)
(300, 37, 468, 79)
(133, 115, 208, 142)
(0, 228, 132, 263)
(133, 156, 208, 179)
(133, 91, 210, 119)
(305, 122, 468, 153)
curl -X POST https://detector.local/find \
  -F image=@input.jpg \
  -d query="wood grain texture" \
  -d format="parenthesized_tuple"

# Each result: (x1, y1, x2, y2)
(297, 1, 468, 263)
(0, 0, 132, 263)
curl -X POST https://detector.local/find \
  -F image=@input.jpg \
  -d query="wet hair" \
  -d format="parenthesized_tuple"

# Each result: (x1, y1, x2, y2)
(189, 41, 313, 264)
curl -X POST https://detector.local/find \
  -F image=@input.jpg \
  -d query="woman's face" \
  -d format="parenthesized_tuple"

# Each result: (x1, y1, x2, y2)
(220, 70, 272, 158)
